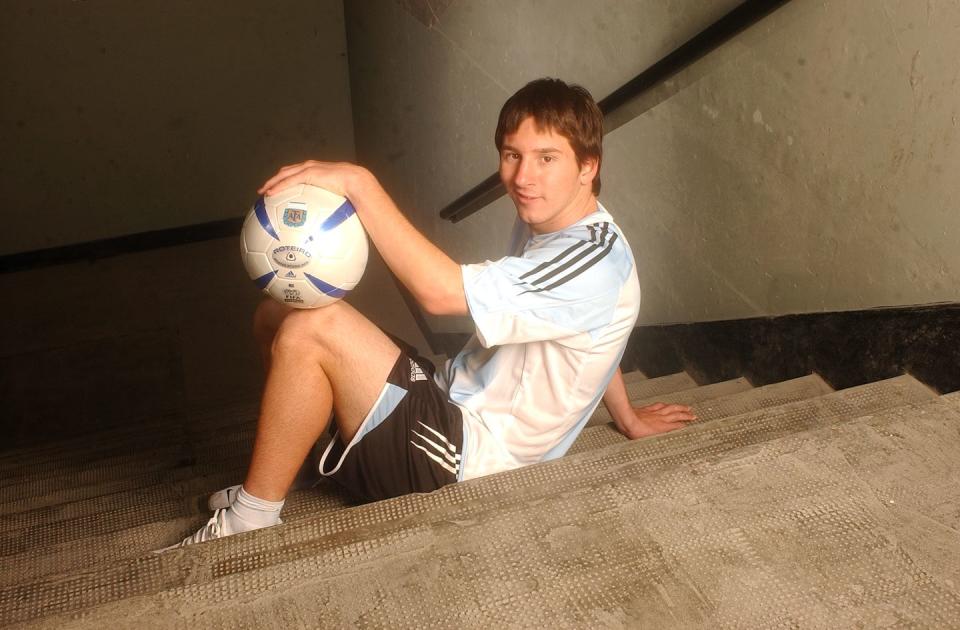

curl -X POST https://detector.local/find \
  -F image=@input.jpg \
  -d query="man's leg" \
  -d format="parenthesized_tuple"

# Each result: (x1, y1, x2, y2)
(207, 299, 302, 510)
(167, 299, 400, 549)
(244, 299, 401, 501)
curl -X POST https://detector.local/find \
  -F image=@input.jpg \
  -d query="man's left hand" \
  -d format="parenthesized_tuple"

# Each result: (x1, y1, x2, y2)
(615, 403, 697, 440)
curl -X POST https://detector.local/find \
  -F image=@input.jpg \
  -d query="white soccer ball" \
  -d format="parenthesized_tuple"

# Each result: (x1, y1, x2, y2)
(240, 184, 368, 309)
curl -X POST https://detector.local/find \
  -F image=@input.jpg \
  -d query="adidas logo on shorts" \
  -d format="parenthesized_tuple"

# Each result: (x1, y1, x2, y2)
(409, 360, 428, 383)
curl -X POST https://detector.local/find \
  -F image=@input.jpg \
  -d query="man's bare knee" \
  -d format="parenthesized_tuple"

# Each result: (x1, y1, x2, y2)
(270, 303, 347, 360)
(269, 302, 398, 378)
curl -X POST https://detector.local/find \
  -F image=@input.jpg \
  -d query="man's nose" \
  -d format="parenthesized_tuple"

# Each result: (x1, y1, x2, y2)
(513, 158, 533, 186)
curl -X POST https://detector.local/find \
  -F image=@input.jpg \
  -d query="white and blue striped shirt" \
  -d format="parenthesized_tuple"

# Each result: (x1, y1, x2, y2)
(437, 202, 641, 480)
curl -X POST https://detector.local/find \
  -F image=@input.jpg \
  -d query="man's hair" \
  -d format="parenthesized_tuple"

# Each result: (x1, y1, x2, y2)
(495, 78, 604, 195)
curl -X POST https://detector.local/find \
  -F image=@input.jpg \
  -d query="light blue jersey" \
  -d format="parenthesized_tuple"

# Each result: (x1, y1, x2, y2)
(436, 203, 641, 480)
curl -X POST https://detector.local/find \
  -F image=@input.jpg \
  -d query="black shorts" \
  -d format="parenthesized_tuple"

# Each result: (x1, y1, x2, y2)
(318, 338, 464, 502)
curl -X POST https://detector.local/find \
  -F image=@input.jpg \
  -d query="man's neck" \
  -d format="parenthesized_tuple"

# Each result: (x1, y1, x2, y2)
(529, 193, 599, 235)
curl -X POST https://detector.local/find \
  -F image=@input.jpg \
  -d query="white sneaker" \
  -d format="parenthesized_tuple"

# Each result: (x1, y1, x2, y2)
(155, 508, 233, 553)
(207, 484, 242, 510)
(154, 507, 283, 553)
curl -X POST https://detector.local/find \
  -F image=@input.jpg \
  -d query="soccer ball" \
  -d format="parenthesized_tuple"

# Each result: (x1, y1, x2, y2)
(240, 184, 368, 308)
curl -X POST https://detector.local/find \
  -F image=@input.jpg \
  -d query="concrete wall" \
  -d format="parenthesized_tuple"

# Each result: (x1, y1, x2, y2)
(602, 0, 960, 323)
(0, 1, 427, 443)
(345, 0, 960, 330)
(0, 0, 355, 255)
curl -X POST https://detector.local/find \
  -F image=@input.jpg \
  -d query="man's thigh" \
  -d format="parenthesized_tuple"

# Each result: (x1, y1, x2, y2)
(279, 300, 401, 443)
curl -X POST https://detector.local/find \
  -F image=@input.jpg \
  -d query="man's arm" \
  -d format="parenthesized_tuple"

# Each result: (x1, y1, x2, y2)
(259, 161, 467, 316)
(602, 367, 698, 439)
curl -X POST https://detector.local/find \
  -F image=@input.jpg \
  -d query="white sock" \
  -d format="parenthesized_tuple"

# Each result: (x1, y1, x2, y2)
(222, 486, 284, 534)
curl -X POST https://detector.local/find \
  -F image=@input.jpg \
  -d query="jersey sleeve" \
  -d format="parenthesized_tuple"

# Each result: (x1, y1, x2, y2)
(461, 222, 633, 348)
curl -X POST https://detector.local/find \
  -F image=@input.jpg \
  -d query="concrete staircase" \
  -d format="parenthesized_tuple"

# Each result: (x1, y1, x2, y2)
(2, 368, 960, 628)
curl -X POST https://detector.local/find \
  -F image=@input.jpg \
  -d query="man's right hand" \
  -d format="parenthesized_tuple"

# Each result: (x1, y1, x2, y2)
(258, 160, 372, 200)
(255, 159, 468, 317)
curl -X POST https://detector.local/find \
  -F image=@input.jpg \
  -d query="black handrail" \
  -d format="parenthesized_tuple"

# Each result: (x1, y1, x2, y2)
(0, 217, 243, 274)
(440, 0, 792, 223)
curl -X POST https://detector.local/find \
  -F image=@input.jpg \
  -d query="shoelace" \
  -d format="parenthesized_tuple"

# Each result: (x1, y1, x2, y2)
(182, 508, 227, 546)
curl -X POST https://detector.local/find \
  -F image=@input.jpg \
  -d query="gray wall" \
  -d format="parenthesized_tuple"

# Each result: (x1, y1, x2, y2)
(602, 0, 960, 323)
(0, 1, 430, 441)
(345, 0, 960, 331)
(1, 0, 355, 255)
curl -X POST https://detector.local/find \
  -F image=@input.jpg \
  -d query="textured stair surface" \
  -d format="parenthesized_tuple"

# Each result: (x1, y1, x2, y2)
(621, 371, 697, 397)
(0, 372, 695, 585)
(0, 371, 638, 568)
(0, 371, 650, 526)
(0, 375, 940, 625)
(586, 376, 753, 426)
(3, 370, 669, 507)
(14, 389, 960, 628)
(0, 370, 658, 512)
(621, 369, 647, 384)
(572, 373, 832, 454)
(0, 407, 259, 497)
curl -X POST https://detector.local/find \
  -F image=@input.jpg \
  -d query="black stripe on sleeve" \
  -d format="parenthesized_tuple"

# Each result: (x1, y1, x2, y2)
(519, 233, 620, 295)
(526, 241, 601, 287)
(518, 240, 590, 281)
(525, 223, 610, 287)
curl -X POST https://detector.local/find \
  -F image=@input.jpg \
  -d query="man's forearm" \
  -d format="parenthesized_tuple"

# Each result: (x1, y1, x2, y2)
(602, 367, 633, 433)
(346, 168, 468, 316)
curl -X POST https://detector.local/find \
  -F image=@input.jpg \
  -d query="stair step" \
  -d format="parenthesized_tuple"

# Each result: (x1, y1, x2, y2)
(2, 367, 663, 496)
(572, 373, 832, 454)
(621, 369, 647, 383)
(0, 406, 269, 514)
(0, 481, 354, 587)
(0, 376, 935, 624)
(163, 399, 960, 628)
(0, 375, 701, 536)
(1, 470, 240, 534)
(0, 417, 263, 507)
(0, 397, 259, 476)
(621, 371, 697, 398)
(0, 454, 251, 516)
(1, 372, 752, 582)
(587, 376, 753, 426)
(0, 372, 696, 515)
(22, 393, 960, 628)
(0, 372, 675, 512)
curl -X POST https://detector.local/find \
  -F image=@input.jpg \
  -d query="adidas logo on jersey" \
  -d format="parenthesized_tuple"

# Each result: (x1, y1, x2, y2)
(409, 360, 428, 382)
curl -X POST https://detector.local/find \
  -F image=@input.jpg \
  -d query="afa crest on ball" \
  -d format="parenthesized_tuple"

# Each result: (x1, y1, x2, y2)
(240, 185, 369, 308)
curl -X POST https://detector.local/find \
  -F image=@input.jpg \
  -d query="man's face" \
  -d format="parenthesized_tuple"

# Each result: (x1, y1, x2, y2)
(499, 116, 597, 234)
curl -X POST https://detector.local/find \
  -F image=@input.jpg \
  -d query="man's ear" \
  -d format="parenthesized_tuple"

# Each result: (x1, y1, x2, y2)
(579, 157, 599, 186)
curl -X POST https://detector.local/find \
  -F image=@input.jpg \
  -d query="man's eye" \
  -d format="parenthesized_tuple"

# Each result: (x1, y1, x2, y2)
(542, 155, 554, 163)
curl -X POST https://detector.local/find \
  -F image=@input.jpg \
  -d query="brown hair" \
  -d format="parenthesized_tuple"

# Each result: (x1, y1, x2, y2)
(495, 78, 604, 194)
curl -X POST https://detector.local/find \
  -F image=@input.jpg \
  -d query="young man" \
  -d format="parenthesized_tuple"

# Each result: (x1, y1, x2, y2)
(168, 78, 695, 548)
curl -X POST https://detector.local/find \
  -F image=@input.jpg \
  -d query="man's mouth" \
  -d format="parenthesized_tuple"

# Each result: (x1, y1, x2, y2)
(514, 191, 539, 202)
